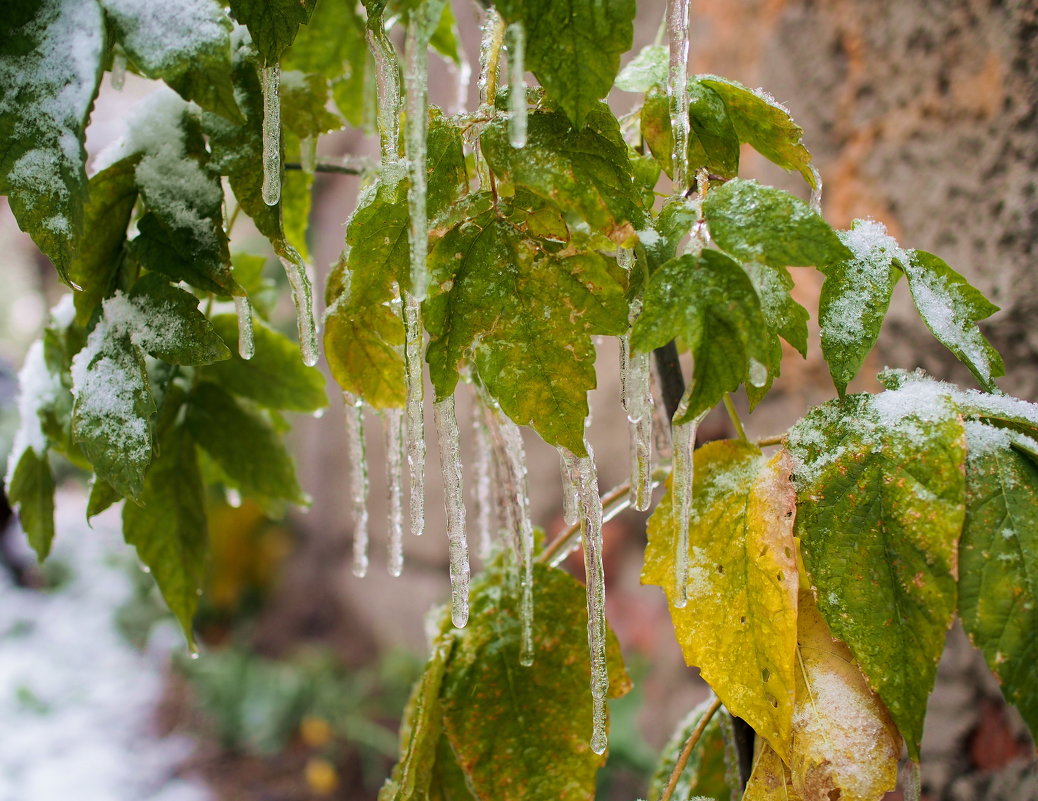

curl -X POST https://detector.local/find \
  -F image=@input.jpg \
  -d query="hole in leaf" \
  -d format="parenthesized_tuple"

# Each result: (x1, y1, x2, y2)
(761, 668, 770, 683)
(776, 572, 784, 582)
(716, 564, 725, 574)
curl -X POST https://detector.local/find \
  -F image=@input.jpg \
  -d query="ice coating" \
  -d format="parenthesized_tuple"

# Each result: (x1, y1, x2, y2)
(275, 246, 319, 366)
(344, 393, 370, 578)
(666, 0, 691, 192)
(404, 20, 430, 301)
(403, 294, 425, 537)
(366, 21, 401, 166)
(472, 402, 495, 559)
(384, 408, 405, 577)
(110, 47, 126, 90)
(560, 450, 580, 526)
(260, 63, 281, 206)
(670, 416, 698, 608)
(233, 295, 255, 360)
(435, 396, 470, 628)
(507, 22, 527, 148)
(500, 418, 535, 666)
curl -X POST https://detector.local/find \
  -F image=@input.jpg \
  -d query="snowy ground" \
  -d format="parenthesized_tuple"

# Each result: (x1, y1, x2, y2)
(0, 492, 211, 801)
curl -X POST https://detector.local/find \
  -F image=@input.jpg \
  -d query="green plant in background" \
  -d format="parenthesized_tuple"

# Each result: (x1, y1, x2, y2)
(1, 1, 1036, 800)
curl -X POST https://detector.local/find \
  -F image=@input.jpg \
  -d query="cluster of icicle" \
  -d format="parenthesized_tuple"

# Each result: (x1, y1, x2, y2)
(249, 3, 703, 757)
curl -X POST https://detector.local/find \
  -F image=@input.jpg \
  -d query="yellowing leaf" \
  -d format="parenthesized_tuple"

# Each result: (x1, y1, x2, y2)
(642, 441, 798, 758)
(743, 741, 801, 801)
(791, 592, 901, 801)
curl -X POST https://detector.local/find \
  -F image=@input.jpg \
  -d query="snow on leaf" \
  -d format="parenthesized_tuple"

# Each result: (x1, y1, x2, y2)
(642, 442, 799, 759)
(122, 274, 231, 365)
(227, 0, 317, 65)
(615, 44, 668, 93)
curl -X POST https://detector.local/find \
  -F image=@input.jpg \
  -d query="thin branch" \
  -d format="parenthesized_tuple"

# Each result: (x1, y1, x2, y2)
(723, 394, 748, 441)
(659, 695, 724, 801)
(284, 161, 365, 175)
(755, 434, 786, 448)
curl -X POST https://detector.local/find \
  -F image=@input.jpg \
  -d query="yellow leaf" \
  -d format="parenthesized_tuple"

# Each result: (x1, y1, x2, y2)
(790, 592, 902, 801)
(642, 441, 799, 758)
(744, 740, 802, 801)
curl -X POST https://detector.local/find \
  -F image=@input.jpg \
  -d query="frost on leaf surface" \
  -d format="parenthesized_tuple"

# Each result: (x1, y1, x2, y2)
(615, 44, 668, 93)
(788, 389, 965, 758)
(642, 441, 798, 758)
(0, 0, 104, 282)
(648, 698, 736, 801)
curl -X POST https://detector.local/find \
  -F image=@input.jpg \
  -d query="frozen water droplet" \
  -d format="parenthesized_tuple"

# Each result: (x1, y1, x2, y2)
(234, 295, 255, 360)
(260, 63, 282, 206)
(276, 246, 318, 366)
(225, 488, 242, 508)
(110, 47, 126, 90)
(810, 165, 823, 214)
(749, 358, 768, 388)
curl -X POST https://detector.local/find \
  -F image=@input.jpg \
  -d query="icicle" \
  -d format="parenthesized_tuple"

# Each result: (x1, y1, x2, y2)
(618, 247, 653, 510)
(300, 135, 317, 174)
(666, 0, 691, 193)
(110, 47, 126, 90)
(506, 23, 527, 148)
(344, 392, 370, 578)
(366, 22, 401, 166)
(478, 8, 504, 106)
(402, 293, 425, 537)
(650, 361, 674, 463)
(233, 295, 255, 361)
(670, 415, 698, 609)
(276, 246, 319, 366)
(434, 396, 471, 628)
(567, 444, 609, 754)
(902, 762, 921, 801)
(260, 63, 282, 206)
(449, 42, 472, 115)
(560, 450, 580, 526)
(404, 20, 430, 301)
(472, 402, 495, 559)
(384, 407, 405, 577)
(809, 165, 824, 214)
(499, 417, 535, 666)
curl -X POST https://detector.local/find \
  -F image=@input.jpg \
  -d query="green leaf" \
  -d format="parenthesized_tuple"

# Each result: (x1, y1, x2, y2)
(493, 0, 635, 127)
(641, 85, 740, 181)
(642, 197, 697, 275)
(631, 250, 773, 424)
(615, 44, 668, 93)
(425, 206, 627, 454)
(204, 315, 327, 412)
(481, 104, 644, 244)
(900, 249, 1004, 391)
(126, 274, 231, 365)
(438, 562, 631, 801)
(745, 261, 809, 358)
(186, 381, 307, 507)
(87, 477, 122, 520)
(642, 443, 799, 757)
(698, 75, 816, 189)
(648, 700, 736, 801)
(8, 447, 56, 562)
(122, 392, 207, 646)
(959, 422, 1038, 739)
(228, 0, 317, 64)
(282, 132, 314, 261)
(819, 220, 904, 394)
(0, 0, 105, 283)
(704, 179, 851, 269)
(428, 0, 461, 65)
(281, 70, 343, 139)
(788, 391, 966, 758)
(68, 156, 139, 326)
(100, 0, 242, 122)
(323, 298, 406, 409)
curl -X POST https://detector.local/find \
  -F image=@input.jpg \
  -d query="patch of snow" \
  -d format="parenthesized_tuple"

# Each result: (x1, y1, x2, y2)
(99, 0, 230, 75)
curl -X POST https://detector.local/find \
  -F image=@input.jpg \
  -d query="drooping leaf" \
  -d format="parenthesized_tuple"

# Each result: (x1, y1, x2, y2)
(281, 134, 314, 262)
(901, 249, 1004, 391)
(819, 220, 904, 395)
(0, 0, 105, 283)
(790, 592, 902, 801)
(481, 104, 644, 245)
(631, 250, 774, 424)
(122, 391, 207, 646)
(281, 70, 343, 139)
(642, 197, 697, 275)
(698, 75, 816, 189)
(87, 477, 122, 521)
(641, 84, 740, 181)
(8, 447, 56, 562)
(425, 206, 627, 454)
(227, 0, 317, 64)
(642, 442, 799, 758)
(704, 179, 851, 269)
(186, 381, 307, 507)
(205, 315, 327, 412)
(125, 274, 231, 365)
(615, 44, 668, 93)
(743, 741, 801, 801)
(493, 0, 636, 127)
(100, 0, 242, 122)
(323, 298, 406, 409)
(428, 0, 461, 65)
(744, 261, 809, 358)
(788, 391, 966, 758)
(959, 421, 1038, 738)
(648, 700, 737, 801)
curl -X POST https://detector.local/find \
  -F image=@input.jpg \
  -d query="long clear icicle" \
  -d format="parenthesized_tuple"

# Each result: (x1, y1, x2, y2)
(650, 360, 674, 463)
(476, 8, 505, 188)
(506, 23, 527, 148)
(809, 165, 824, 213)
(472, 402, 495, 559)
(618, 248, 653, 511)
(403, 294, 425, 537)
(671, 416, 698, 608)
(560, 450, 580, 526)
(666, 0, 691, 193)
(344, 392, 370, 578)
(568, 443, 609, 755)
(404, 20, 430, 301)
(233, 295, 255, 360)
(367, 24, 401, 165)
(500, 417, 535, 666)
(276, 246, 319, 366)
(260, 63, 282, 206)
(110, 47, 126, 90)
(434, 396, 470, 628)
(384, 408, 405, 577)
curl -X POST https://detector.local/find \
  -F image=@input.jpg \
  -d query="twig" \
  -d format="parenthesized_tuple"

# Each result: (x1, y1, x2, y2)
(659, 695, 724, 801)
(755, 434, 786, 448)
(723, 394, 748, 441)
(284, 162, 364, 175)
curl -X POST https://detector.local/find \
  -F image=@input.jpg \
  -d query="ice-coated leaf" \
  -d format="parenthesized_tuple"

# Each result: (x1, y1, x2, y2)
(122, 391, 207, 647)
(481, 104, 644, 244)
(615, 44, 668, 93)
(819, 220, 905, 395)
(790, 592, 901, 801)
(631, 250, 774, 424)
(642, 197, 697, 275)
(642, 442, 799, 758)
(788, 392, 966, 758)
(280, 71, 343, 139)
(323, 298, 406, 409)
(186, 381, 307, 507)
(282, 132, 314, 262)
(704, 179, 851, 269)
(959, 422, 1038, 738)
(124, 274, 231, 365)
(745, 261, 809, 358)
(68, 156, 138, 325)
(901, 249, 1004, 392)
(100, 0, 241, 122)
(425, 205, 627, 455)
(743, 741, 800, 801)
(8, 447, 56, 562)
(205, 315, 327, 412)
(227, 0, 317, 64)
(641, 83, 740, 181)
(648, 700, 736, 801)
(438, 562, 631, 801)
(493, 0, 635, 127)
(698, 75, 816, 189)
(0, 0, 104, 283)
